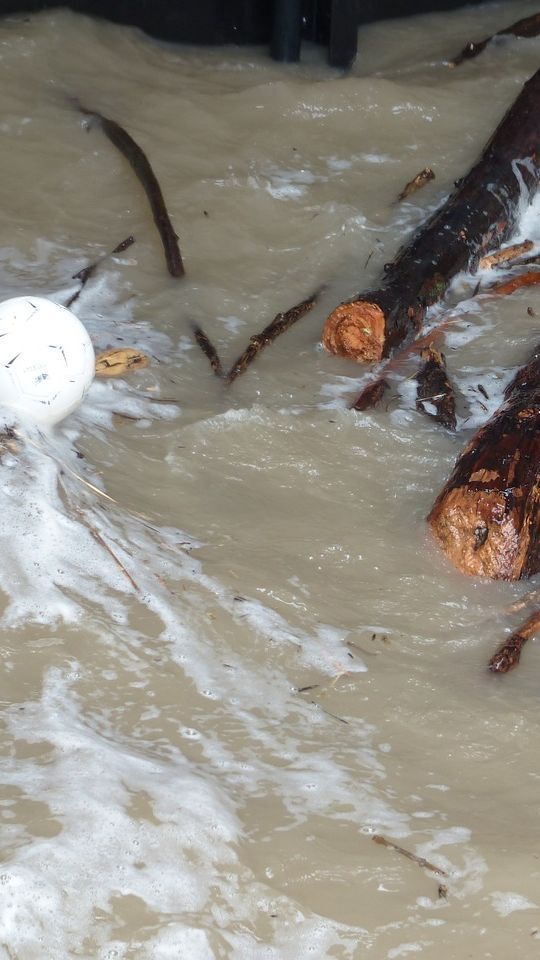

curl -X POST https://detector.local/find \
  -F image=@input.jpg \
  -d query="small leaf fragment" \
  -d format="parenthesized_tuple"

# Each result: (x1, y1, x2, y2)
(95, 348, 150, 378)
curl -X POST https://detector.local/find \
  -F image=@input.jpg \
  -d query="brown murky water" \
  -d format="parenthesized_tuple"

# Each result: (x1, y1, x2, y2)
(0, 2, 540, 957)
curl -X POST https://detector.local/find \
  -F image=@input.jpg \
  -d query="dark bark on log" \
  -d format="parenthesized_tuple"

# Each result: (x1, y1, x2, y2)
(428, 344, 540, 580)
(415, 345, 457, 430)
(322, 69, 540, 364)
(488, 608, 540, 673)
(78, 104, 184, 278)
(449, 11, 540, 68)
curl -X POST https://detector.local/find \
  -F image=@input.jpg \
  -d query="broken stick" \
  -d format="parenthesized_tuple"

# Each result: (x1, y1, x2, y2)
(489, 608, 540, 673)
(322, 69, 540, 363)
(78, 103, 184, 277)
(225, 289, 320, 385)
(65, 235, 135, 308)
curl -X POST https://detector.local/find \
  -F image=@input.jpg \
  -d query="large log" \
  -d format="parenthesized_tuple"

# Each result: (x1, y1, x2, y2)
(322, 69, 540, 363)
(427, 345, 540, 580)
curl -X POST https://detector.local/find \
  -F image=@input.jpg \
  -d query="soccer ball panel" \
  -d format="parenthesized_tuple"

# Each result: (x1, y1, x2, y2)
(0, 297, 95, 426)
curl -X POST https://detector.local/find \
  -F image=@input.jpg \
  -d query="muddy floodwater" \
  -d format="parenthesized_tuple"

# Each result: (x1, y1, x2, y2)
(0, 2, 540, 957)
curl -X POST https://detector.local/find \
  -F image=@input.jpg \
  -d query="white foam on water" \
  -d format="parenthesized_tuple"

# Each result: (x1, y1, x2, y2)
(490, 892, 539, 917)
(0, 666, 237, 958)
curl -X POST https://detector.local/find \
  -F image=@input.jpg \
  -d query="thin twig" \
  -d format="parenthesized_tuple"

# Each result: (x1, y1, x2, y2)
(87, 522, 141, 592)
(76, 101, 184, 277)
(372, 834, 448, 877)
(192, 325, 224, 377)
(13, 429, 117, 503)
(225, 288, 322, 385)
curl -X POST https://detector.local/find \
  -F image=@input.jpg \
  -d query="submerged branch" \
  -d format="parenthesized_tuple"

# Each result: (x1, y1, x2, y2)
(489, 608, 540, 673)
(66, 235, 135, 308)
(449, 11, 540, 67)
(77, 102, 184, 277)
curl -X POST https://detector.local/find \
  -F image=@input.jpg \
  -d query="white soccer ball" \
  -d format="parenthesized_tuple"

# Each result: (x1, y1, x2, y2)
(0, 296, 95, 427)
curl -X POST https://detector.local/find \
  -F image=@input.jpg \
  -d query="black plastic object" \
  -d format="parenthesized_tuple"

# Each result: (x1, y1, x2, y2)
(0, 0, 486, 66)
(270, 0, 302, 62)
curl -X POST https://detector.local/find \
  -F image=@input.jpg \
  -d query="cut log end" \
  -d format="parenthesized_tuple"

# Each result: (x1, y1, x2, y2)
(427, 487, 528, 580)
(322, 301, 386, 362)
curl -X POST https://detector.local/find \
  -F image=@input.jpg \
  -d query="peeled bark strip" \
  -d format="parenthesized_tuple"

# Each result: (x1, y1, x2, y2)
(478, 239, 533, 270)
(488, 608, 540, 673)
(449, 11, 540, 67)
(78, 104, 184, 277)
(428, 345, 540, 580)
(415, 345, 457, 430)
(66, 235, 135, 308)
(490, 270, 540, 297)
(322, 69, 540, 363)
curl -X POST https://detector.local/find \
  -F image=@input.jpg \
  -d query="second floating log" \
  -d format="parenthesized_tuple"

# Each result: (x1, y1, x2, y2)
(427, 344, 540, 580)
